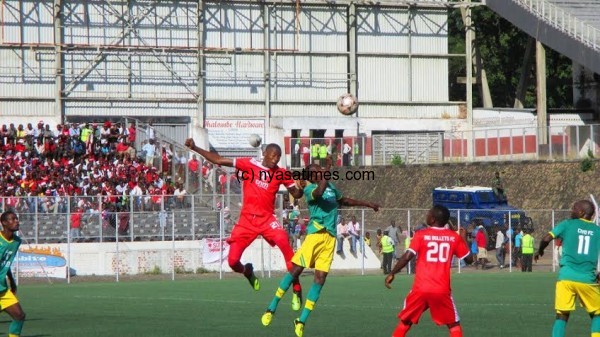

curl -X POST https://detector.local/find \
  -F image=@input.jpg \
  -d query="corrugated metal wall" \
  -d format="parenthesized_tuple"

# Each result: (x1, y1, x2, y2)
(205, 54, 264, 101)
(2, 1, 54, 44)
(0, 49, 54, 97)
(272, 55, 348, 101)
(2, 1, 457, 135)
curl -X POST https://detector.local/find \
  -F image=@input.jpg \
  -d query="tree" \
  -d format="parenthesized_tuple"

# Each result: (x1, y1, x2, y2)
(448, 7, 573, 109)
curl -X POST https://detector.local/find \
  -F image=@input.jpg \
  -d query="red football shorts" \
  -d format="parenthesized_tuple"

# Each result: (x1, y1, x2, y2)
(226, 213, 287, 249)
(399, 290, 460, 325)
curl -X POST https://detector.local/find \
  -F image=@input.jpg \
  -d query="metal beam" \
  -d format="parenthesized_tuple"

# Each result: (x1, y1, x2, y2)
(348, 2, 357, 101)
(197, 0, 206, 128)
(465, 0, 474, 160)
(54, 0, 63, 122)
(200, 0, 485, 8)
(263, 2, 271, 128)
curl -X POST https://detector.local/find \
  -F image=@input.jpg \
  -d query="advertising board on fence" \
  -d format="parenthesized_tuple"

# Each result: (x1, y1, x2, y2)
(202, 238, 229, 264)
(14, 247, 68, 279)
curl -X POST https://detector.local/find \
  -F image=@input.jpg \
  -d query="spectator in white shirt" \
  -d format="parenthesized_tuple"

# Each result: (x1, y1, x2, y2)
(142, 139, 156, 167)
(346, 216, 361, 254)
(174, 182, 187, 209)
(336, 217, 349, 255)
(342, 141, 351, 167)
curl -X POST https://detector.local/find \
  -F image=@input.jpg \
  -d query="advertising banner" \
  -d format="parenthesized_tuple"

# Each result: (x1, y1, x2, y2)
(202, 238, 229, 264)
(14, 247, 68, 279)
(204, 119, 265, 149)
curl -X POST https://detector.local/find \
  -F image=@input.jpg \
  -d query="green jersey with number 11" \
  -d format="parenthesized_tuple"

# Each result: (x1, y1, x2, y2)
(550, 218, 600, 284)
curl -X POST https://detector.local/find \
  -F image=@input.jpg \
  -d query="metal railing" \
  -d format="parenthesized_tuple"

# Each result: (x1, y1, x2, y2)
(291, 124, 599, 165)
(515, 0, 600, 50)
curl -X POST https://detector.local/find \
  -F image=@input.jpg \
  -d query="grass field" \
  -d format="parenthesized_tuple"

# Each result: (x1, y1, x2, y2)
(9, 272, 592, 337)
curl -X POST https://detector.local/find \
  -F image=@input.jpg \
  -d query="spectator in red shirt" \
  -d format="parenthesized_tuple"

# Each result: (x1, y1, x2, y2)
(475, 225, 488, 269)
(70, 208, 83, 241)
(127, 123, 136, 144)
(14, 140, 26, 154)
(188, 155, 200, 188)
(218, 170, 227, 194)
(188, 155, 199, 173)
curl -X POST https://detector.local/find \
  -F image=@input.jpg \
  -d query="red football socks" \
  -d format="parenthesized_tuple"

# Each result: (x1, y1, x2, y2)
(392, 321, 411, 337)
(449, 325, 463, 337)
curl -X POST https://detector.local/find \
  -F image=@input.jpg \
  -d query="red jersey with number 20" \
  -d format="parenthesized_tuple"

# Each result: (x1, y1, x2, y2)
(408, 226, 470, 293)
(234, 158, 295, 217)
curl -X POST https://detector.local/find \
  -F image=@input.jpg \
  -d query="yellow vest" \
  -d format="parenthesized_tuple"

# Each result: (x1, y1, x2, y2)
(381, 235, 394, 253)
(522, 234, 534, 254)
(318, 145, 327, 158)
(81, 128, 92, 142)
(311, 145, 319, 157)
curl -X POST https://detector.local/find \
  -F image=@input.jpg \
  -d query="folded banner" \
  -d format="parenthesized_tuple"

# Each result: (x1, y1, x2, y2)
(203, 238, 230, 264)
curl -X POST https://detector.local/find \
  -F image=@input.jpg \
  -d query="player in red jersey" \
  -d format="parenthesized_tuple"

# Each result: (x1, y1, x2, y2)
(185, 138, 305, 310)
(385, 205, 473, 337)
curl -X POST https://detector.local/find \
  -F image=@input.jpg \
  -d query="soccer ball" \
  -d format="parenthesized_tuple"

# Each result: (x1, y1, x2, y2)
(337, 93, 359, 115)
(248, 134, 262, 148)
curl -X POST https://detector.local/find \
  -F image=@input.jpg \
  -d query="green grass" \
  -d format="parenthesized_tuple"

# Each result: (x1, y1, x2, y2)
(9, 272, 593, 337)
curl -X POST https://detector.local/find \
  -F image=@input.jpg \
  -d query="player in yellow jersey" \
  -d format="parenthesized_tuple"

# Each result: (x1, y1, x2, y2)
(536, 200, 600, 337)
(261, 162, 379, 337)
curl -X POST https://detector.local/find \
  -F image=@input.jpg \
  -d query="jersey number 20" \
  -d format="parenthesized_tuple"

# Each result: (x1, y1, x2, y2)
(426, 242, 451, 262)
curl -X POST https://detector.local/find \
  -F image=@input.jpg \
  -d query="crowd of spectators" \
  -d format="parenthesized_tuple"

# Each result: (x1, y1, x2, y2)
(0, 121, 209, 224)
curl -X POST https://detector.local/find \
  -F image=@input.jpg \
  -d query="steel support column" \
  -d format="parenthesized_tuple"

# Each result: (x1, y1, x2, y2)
(263, 3, 271, 133)
(348, 2, 357, 100)
(54, 0, 63, 122)
(536, 40, 548, 145)
(197, 0, 206, 129)
(465, 0, 474, 160)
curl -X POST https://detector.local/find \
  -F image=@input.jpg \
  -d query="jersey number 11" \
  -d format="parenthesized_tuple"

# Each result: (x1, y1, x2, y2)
(578, 235, 590, 255)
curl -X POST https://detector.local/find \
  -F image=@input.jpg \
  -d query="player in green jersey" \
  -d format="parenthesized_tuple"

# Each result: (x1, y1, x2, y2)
(0, 211, 26, 337)
(535, 200, 600, 337)
(261, 161, 379, 337)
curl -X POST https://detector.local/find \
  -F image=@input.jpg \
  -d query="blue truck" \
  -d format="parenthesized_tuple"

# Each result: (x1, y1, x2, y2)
(432, 186, 533, 250)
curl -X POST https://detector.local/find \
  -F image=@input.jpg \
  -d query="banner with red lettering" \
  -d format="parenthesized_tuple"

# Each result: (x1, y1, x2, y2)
(202, 238, 230, 264)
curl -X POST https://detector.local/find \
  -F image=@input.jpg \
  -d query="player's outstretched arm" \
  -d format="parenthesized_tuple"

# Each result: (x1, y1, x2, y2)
(339, 197, 380, 212)
(385, 250, 415, 289)
(184, 138, 233, 167)
(534, 233, 554, 262)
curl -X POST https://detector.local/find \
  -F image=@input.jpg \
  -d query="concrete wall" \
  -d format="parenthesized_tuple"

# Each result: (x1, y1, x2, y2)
(26, 238, 381, 277)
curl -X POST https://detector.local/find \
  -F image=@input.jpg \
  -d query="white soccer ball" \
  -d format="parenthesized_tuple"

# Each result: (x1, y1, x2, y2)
(248, 134, 262, 148)
(337, 93, 359, 115)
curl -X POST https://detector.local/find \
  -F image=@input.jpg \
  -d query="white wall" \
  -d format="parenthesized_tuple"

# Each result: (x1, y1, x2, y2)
(30, 239, 381, 277)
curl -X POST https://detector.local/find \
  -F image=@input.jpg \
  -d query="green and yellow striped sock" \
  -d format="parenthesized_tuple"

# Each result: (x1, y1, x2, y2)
(267, 273, 294, 313)
(299, 283, 323, 324)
